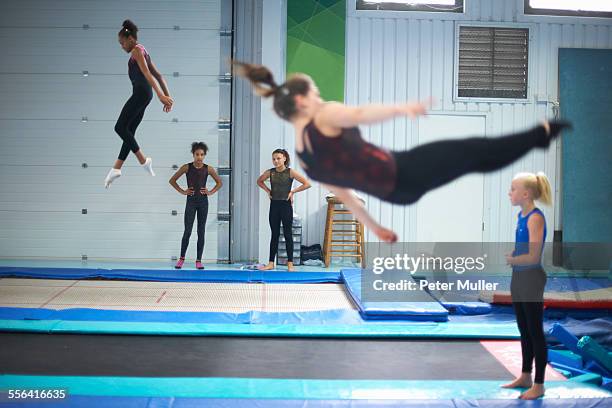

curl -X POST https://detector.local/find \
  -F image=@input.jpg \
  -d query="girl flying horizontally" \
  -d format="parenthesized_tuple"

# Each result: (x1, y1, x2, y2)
(235, 61, 571, 242)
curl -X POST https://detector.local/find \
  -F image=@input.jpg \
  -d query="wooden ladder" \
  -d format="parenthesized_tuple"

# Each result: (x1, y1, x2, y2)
(322, 195, 365, 268)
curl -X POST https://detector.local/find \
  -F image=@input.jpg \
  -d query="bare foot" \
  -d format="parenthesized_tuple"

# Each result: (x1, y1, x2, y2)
(501, 374, 533, 389)
(287, 262, 295, 272)
(542, 120, 551, 135)
(520, 384, 545, 400)
(258, 262, 275, 271)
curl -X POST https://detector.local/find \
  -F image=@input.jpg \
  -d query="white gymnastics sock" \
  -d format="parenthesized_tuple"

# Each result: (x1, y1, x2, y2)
(104, 168, 122, 189)
(142, 157, 155, 176)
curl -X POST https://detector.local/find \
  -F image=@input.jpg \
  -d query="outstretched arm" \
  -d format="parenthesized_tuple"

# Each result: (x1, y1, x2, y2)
(316, 101, 428, 130)
(322, 183, 397, 243)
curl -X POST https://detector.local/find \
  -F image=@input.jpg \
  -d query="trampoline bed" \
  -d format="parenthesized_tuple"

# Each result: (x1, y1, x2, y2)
(0, 278, 355, 313)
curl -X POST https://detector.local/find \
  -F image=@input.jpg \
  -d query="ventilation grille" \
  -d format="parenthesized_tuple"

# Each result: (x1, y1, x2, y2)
(458, 26, 529, 99)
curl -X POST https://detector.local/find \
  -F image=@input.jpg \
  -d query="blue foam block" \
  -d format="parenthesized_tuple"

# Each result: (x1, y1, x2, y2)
(569, 373, 603, 386)
(341, 269, 448, 322)
(603, 377, 612, 392)
(578, 336, 612, 373)
(549, 362, 592, 379)
(548, 349, 583, 369)
(549, 323, 581, 354)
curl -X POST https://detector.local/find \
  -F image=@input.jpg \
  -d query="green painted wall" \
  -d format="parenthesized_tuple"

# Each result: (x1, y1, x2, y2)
(287, 0, 346, 102)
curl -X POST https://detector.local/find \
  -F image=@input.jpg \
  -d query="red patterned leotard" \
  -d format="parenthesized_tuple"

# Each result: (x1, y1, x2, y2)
(296, 120, 397, 200)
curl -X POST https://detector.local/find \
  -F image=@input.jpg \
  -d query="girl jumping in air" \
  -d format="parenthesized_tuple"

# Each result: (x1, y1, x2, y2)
(169, 142, 223, 270)
(235, 61, 571, 242)
(503, 172, 552, 400)
(257, 149, 311, 271)
(105, 19, 174, 188)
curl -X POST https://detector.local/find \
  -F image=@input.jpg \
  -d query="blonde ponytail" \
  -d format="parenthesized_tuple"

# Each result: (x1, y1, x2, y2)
(513, 171, 552, 206)
(535, 172, 552, 205)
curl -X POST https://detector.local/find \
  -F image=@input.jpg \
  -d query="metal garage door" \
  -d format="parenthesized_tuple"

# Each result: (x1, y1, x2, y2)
(0, 0, 233, 262)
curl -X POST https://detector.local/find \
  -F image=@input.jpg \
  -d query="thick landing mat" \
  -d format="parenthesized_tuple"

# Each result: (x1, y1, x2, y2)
(341, 268, 449, 321)
(479, 276, 611, 309)
(483, 288, 612, 309)
(412, 274, 492, 315)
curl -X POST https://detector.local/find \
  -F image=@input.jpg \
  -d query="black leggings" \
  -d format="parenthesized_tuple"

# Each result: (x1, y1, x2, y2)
(269, 200, 294, 263)
(115, 83, 153, 161)
(511, 267, 547, 384)
(180, 198, 209, 261)
(386, 126, 549, 204)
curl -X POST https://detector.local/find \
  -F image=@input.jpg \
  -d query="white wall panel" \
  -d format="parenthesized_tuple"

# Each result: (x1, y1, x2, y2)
(0, 28, 220, 76)
(0, 213, 220, 259)
(1, 0, 221, 29)
(0, 75, 219, 121)
(0, 121, 220, 167)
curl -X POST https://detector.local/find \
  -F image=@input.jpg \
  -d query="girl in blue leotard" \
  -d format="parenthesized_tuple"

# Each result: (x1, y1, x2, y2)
(503, 172, 552, 400)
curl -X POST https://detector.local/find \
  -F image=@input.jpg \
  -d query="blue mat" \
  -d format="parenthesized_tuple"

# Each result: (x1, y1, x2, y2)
(340, 269, 449, 321)
(0, 266, 341, 283)
(0, 306, 523, 338)
(1, 376, 610, 403)
(1, 396, 609, 407)
(0, 306, 521, 327)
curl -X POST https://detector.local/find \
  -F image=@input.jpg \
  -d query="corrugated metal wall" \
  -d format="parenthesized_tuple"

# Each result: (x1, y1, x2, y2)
(0, 0, 231, 260)
(291, 0, 612, 246)
(232, 0, 263, 262)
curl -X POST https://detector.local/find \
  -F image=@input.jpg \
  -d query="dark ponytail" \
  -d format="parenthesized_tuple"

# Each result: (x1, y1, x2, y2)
(273, 149, 290, 167)
(233, 60, 313, 121)
(119, 19, 138, 39)
(233, 61, 278, 97)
